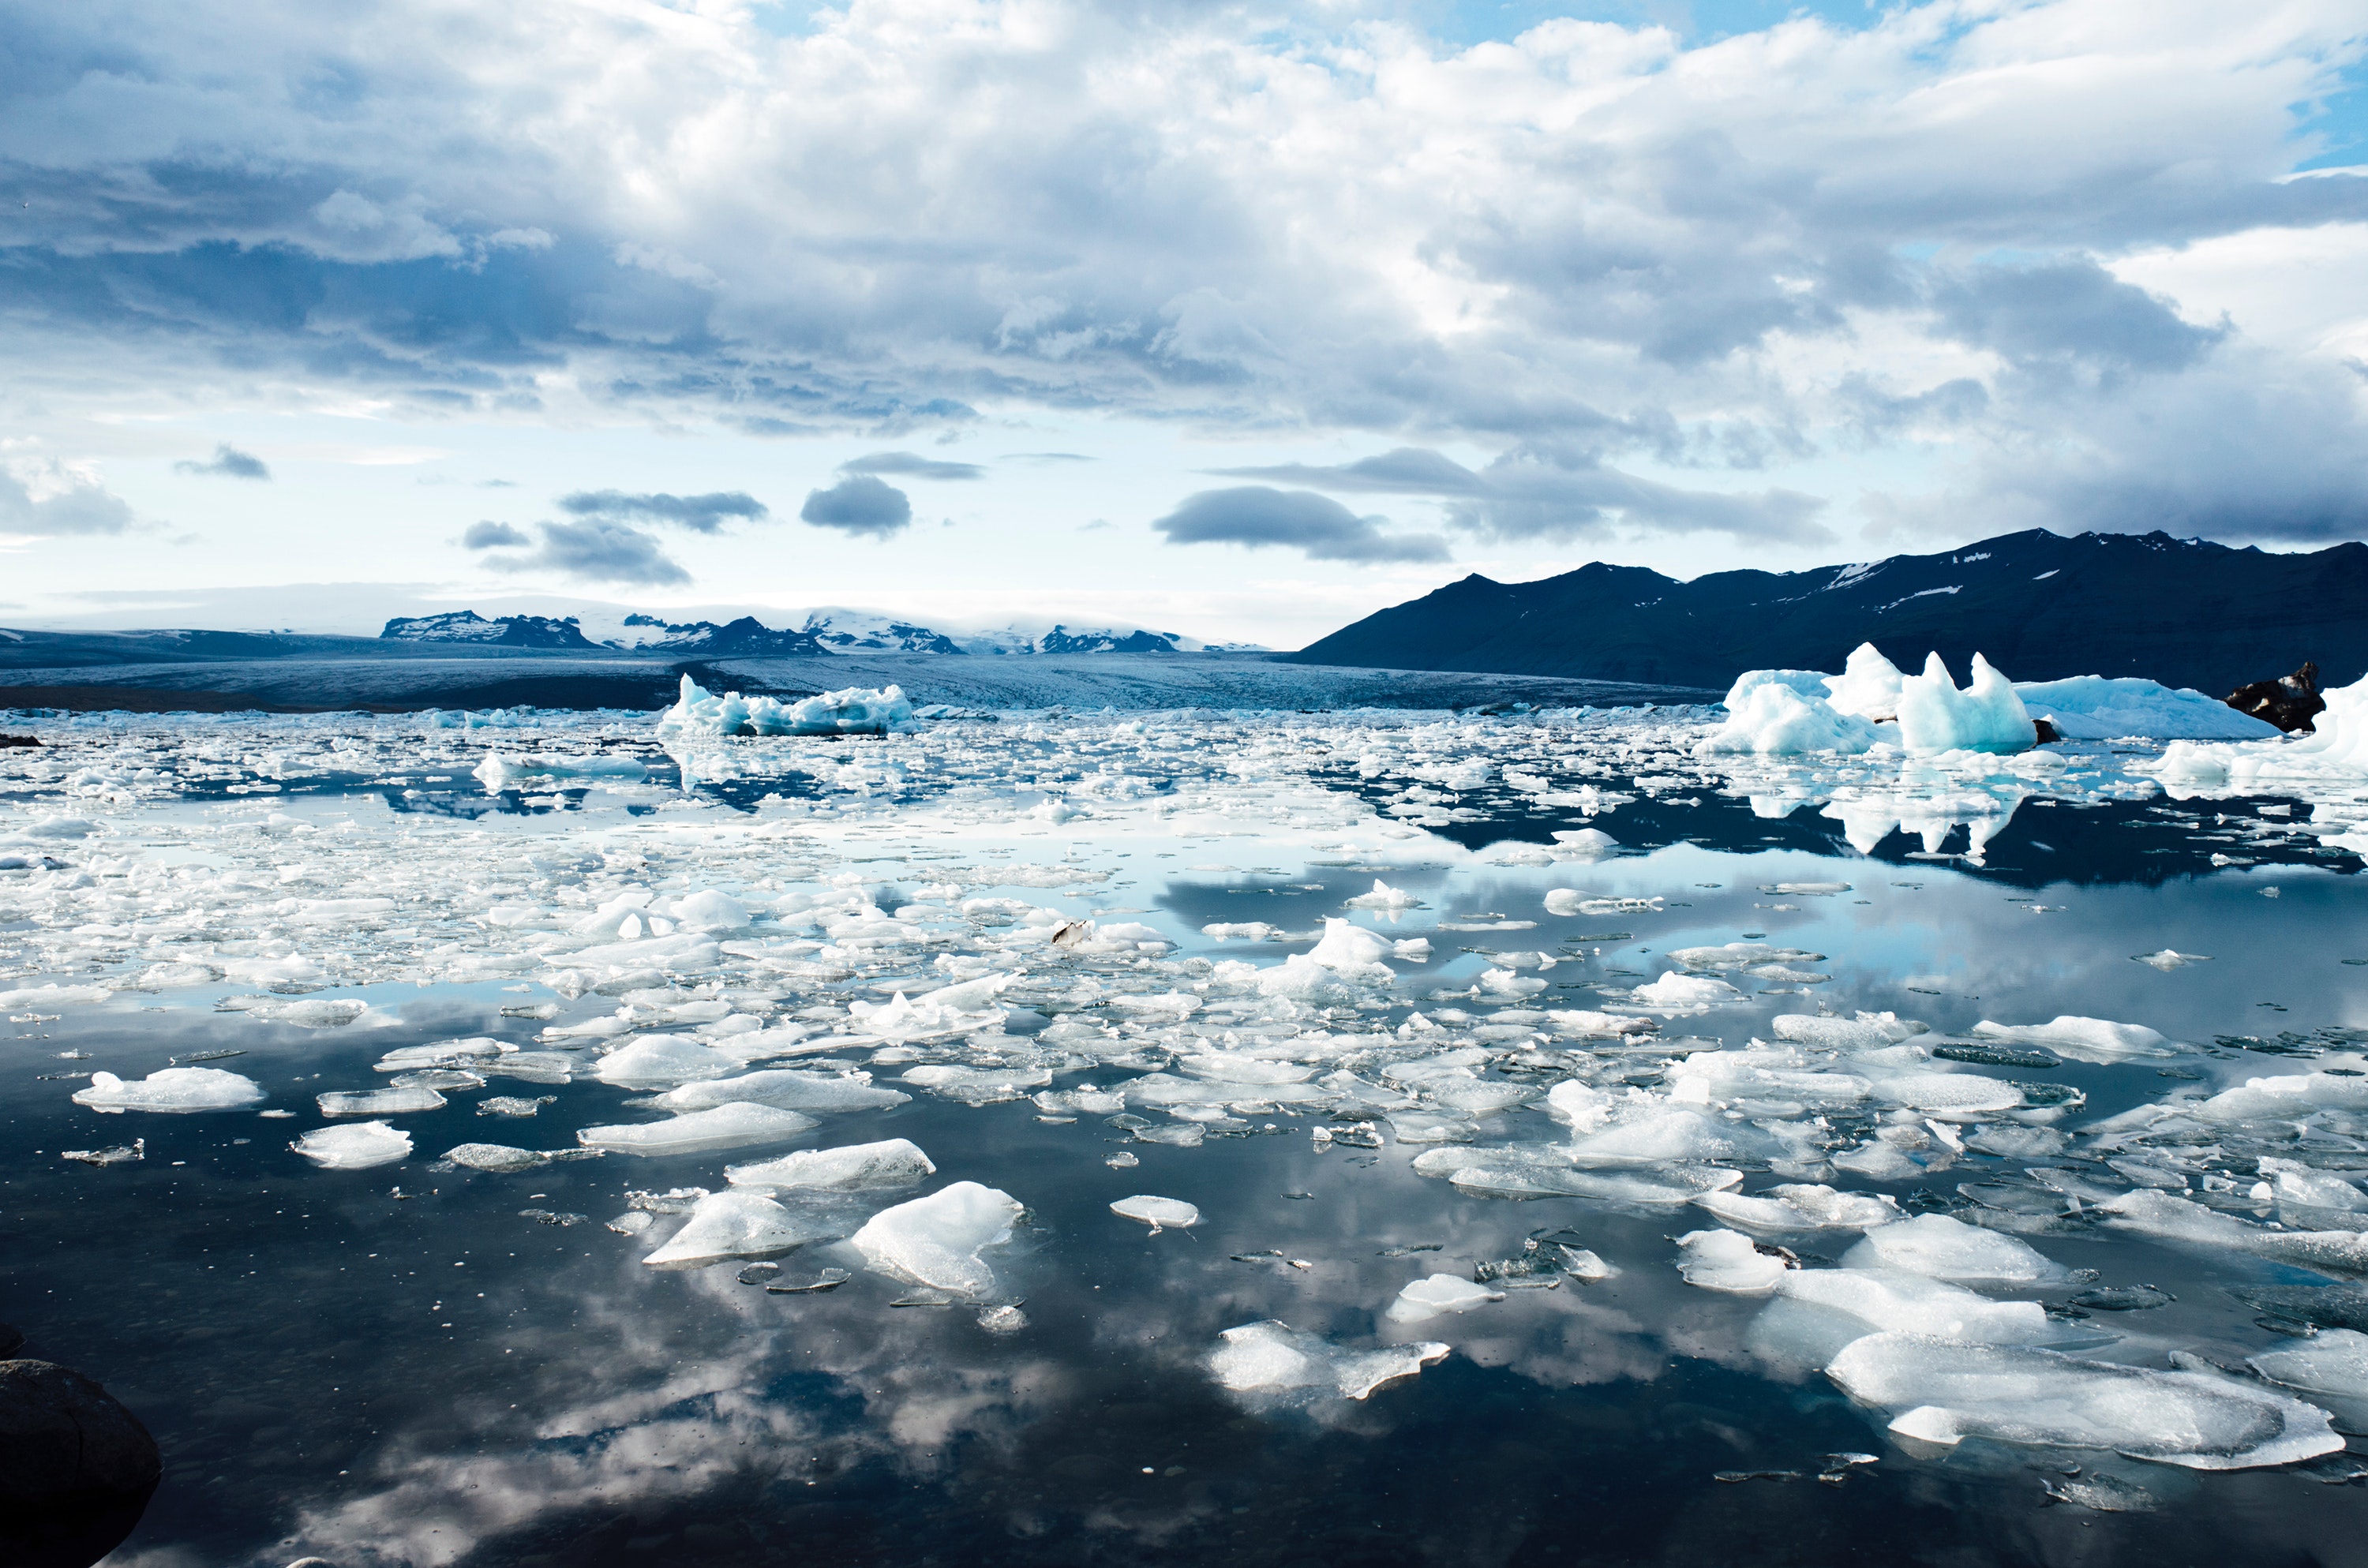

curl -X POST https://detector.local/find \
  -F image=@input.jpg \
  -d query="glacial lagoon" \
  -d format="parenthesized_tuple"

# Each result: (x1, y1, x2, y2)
(6, 696, 2368, 1566)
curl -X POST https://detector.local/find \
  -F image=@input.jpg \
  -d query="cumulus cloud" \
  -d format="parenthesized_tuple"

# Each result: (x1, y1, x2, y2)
(0, 462, 137, 536)
(1153, 487, 1452, 563)
(556, 490, 769, 534)
(461, 519, 530, 548)
(800, 475, 913, 538)
(174, 443, 271, 481)
(841, 451, 984, 481)
(0, 2, 2364, 556)
(476, 519, 691, 586)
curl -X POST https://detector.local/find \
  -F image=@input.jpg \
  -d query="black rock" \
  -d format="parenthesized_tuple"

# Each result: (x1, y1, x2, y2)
(0, 734, 39, 748)
(2225, 661, 2325, 734)
(2032, 717, 2063, 744)
(0, 1359, 161, 1568)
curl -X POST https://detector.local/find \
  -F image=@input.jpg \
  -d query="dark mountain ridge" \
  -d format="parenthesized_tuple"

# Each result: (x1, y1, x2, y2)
(1286, 530, 2368, 692)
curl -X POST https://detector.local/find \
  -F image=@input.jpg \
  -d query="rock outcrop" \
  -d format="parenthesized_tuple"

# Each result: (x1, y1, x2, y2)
(2225, 661, 2325, 734)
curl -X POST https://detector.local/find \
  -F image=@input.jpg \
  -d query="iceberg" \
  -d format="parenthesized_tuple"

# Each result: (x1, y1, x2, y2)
(1110, 1195, 1201, 1232)
(849, 1180, 1023, 1297)
(726, 1138, 936, 1192)
(1208, 1320, 1448, 1402)
(2014, 675, 2277, 741)
(575, 1102, 818, 1156)
(656, 675, 916, 737)
(1695, 683, 1879, 758)
(1894, 653, 2033, 754)
(73, 1067, 265, 1113)
(1823, 642, 1905, 721)
(1827, 1333, 2342, 1469)
(292, 1121, 412, 1170)
(643, 1191, 828, 1267)
(1384, 1274, 1504, 1323)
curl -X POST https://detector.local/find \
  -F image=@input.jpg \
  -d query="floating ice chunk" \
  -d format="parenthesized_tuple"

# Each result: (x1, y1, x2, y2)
(1842, 1214, 2068, 1285)
(849, 1180, 1023, 1297)
(1894, 653, 2033, 754)
(594, 1035, 744, 1087)
(671, 889, 751, 932)
(1201, 922, 1280, 941)
(901, 1064, 1054, 1102)
(1546, 1009, 1658, 1039)
(1304, 918, 1399, 982)
(575, 1102, 818, 1157)
(444, 1143, 555, 1173)
(657, 674, 916, 736)
(1697, 682, 1880, 758)
(1827, 1333, 2342, 1469)
(1178, 1054, 1317, 1086)
(1478, 967, 1546, 997)
(2014, 675, 2278, 741)
(473, 751, 649, 791)
(1344, 880, 1419, 911)
(2194, 1071, 2368, 1124)
(1860, 1069, 2024, 1116)
(1111, 1195, 1201, 1232)
(73, 1067, 264, 1113)
(317, 1087, 446, 1117)
(2258, 1158, 2367, 1211)
(1771, 1268, 2053, 1345)
(1823, 642, 1905, 722)
(2131, 949, 2211, 971)
(1630, 972, 1743, 1012)
(848, 973, 1013, 1041)
(292, 1120, 411, 1169)
(1667, 1044, 1870, 1106)
(1674, 1229, 1793, 1293)
(1771, 1012, 1931, 1053)
(1549, 828, 1618, 859)
(1692, 1184, 1899, 1233)
(1571, 1108, 1752, 1168)
(1969, 1016, 2171, 1063)
(0, 983, 114, 1010)
(655, 1068, 910, 1113)
(726, 1138, 936, 1192)
(1208, 1320, 1449, 1402)
(2250, 1328, 2368, 1399)
(643, 1191, 827, 1267)
(1385, 1274, 1504, 1323)
(1723, 668, 1838, 708)
(377, 1038, 509, 1072)
(2098, 1189, 2368, 1275)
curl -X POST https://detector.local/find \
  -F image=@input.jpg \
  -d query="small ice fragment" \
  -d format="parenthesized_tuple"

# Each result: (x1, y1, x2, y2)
(1842, 1214, 2068, 1286)
(2250, 1327, 2368, 1398)
(978, 1304, 1029, 1333)
(726, 1138, 935, 1192)
(849, 1181, 1024, 1297)
(1385, 1274, 1504, 1323)
(1674, 1229, 1794, 1293)
(2133, 949, 2210, 972)
(737, 1262, 781, 1285)
(73, 1067, 265, 1114)
(765, 1267, 852, 1294)
(1111, 1195, 1201, 1233)
(444, 1143, 553, 1173)
(292, 1121, 411, 1170)
(891, 1290, 960, 1308)
(478, 1095, 556, 1118)
(1105, 1151, 1140, 1169)
(607, 1211, 655, 1235)
(1344, 880, 1419, 911)
(318, 1087, 446, 1117)
(61, 1140, 144, 1167)
(575, 1102, 817, 1157)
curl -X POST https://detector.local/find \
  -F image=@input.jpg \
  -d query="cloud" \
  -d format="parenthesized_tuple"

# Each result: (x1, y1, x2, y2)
(0, 462, 137, 536)
(556, 490, 769, 534)
(1931, 260, 2226, 376)
(173, 443, 271, 481)
(1212, 446, 1832, 545)
(461, 520, 530, 548)
(800, 475, 912, 538)
(1002, 452, 1096, 465)
(1152, 487, 1452, 563)
(840, 451, 984, 481)
(477, 519, 691, 586)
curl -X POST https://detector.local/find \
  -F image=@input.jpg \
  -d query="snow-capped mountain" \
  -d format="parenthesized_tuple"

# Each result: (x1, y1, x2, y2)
(378, 604, 1268, 657)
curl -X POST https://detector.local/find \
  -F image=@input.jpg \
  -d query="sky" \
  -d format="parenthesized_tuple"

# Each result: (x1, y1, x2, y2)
(2, 0, 2365, 648)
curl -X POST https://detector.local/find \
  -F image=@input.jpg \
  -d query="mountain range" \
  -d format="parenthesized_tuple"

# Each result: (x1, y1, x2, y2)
(379, 608, 1259, 658)
(1286, 530, 2368, 693)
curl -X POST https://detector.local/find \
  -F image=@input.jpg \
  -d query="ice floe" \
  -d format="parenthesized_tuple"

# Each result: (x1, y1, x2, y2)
(1209, 1321, 1449, 1403)
(292, 1121, 412, 1169)
(849, 1181, 1022, 1297)
(73, 1067, 265, 1113)
(575, 1102, 818, 1156)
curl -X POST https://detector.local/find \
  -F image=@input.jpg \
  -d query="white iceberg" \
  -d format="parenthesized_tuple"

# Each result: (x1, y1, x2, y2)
(1110, 1194, 1201, 1232)
(1823, 642, 1905, 721)
(1827, 1333, 2342, 1469)
(643, 1190, 826, 1267)
(2014, 675, 2277, 741)
(849, 1180, 1023, 1297)
(1343, 879, 1419, 911)
(1385, 1274, 1504, 1323)
(1208, 1320, 1448, 1402)
(1969, 1016, 2172, 1062)
(1894, 653, 2033, 754)
(292, 1121, 411, 1169)
(656, 675, 916, 737)
(726, 1138, 936, 1192)
(575, 1102, 818, 1156)
(1695, 683, 1879, 758)
(73, 1067, 265, 1113)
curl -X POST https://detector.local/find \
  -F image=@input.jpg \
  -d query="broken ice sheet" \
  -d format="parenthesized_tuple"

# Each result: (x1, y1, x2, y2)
(643, 1191, 845, 1268)
(1209, 1321, 1449, 1404)
(61, 1140, 144, 1167)
(1109, 1195, 1201, 1232)
(849, 1181, 1023, 1298)
(292, 1121, 412, 1170)
(73, 1067, 265, 1113)
(478, 1095, 556, 1118)
(575, 1102, 817, 1156)
(1384, 1274, 1504, 1323)
(319, 1087, 447, 1117)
